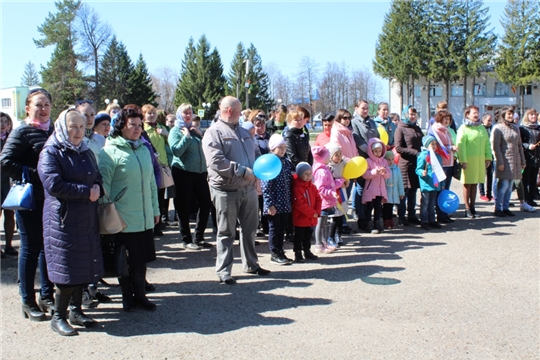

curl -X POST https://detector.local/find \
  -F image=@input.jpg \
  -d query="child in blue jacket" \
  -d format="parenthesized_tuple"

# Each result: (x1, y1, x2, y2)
(262, 134, 294, 265)
(416, 136, 443, 230)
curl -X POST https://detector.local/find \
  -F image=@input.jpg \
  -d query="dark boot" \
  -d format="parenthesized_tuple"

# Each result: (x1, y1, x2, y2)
(132, 265, 156, 311)
(69, 287, 98, 328)
(38, 294, 55, 317)
(51, 292, 78, 336)
(294, 251, 305, 263)
(119, 276, 136, 312)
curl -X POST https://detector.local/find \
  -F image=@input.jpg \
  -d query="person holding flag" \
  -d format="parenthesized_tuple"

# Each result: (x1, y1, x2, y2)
(416, 136, 446, 230)
(429, 110, 458, 223)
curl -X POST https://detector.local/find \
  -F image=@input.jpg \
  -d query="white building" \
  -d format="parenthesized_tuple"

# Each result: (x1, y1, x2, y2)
(389, 72, 540, 129)
(1, 86, 32, 127)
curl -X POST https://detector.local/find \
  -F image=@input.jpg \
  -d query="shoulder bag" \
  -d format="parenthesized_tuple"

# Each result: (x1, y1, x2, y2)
(98, 188, 127, 235)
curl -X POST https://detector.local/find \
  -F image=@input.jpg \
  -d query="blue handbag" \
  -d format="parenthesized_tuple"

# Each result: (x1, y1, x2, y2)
(1, 166, 35, 211)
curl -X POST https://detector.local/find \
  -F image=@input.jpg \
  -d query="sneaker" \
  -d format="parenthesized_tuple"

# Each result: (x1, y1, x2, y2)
(271, 253, 291, 265)
(520, 203, 536, 212)
(326, 237, 339, 248)
(334, 235, 344, 246)
(313, 244, 325, 254)
(183, 242, 200, 250)
(503, 209, 516, 217)
(304, 250, 318, 260)
(479, 195, 490, 201)
(421, 223, 431, 230)
(371, 228, 380, 234)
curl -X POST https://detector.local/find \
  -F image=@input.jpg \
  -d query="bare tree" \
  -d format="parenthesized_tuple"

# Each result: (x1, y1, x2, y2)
(265, 64, 293, 107)
(296, 56, 319, 116)
(349, 67, 383, 105)
(151, 66, 179, 114)
(318, 62, 350, 113)
(77, 3, 112, 104)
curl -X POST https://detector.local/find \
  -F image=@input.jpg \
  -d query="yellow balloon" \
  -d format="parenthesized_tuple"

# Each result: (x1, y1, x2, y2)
(378, 125, 389, 145)
(343, 156, 368, 179)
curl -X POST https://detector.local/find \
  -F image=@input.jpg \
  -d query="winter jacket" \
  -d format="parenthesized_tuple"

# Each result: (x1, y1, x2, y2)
(283, 126, 313, 167)
(313, 162, 344, 210)
(254, 132, 271, 155)
(38, 134, 104, 286)
(140, 137, 162, 187)
(491, 122, 525, 180)
(331, 121, 359, 160)
(0, 122, 54, 201)
(314, 131, 331, 147)
(385, 163, 404, 204)
(362, 138, 390, 203)
(292, 175, 322, 227)
(84, 133, 106, 162)
(519, 124, 540, 168)
(144, 123, 172, 166)
(261, 156, 293, 214)
(416, 150, 442, 192)
(98, 136, 160, 233)
(169, 125, 207, 173)
(456, 123, 492, 184)
(202, 119, 261, 192)
(351, 115, 379, 158)
(394, 121, 423, 189)
(373, 116, 397, 146)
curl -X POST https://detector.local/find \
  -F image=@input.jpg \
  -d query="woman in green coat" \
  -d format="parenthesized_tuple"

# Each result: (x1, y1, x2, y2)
(456, 106, 492, 218)
(98, 108, 160, 312)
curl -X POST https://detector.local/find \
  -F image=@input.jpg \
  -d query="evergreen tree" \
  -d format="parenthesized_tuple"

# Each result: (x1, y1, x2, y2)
(125, 53, 157, 107)
(227, 42, 247, 100)
(99, 36, 134, 107)
(40, 41, 86, 118)
(495, 0, 540, 111)
(34, 0, 85, 115)
(20, 61, 40, 87)
(174, 35, 226, 117)
(246, 44, 273, 111)
(373, 0, 421, 109)
(456, 0, 497, 108)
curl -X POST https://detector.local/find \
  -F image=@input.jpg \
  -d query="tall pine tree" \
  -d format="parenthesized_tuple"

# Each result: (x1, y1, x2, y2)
(20, 61, 40, 87)
(227, 42, 247, 100)
(246, 44, 273, 111)
(495, 0, 540, 111)
(34, 0, 86, 116)
(125, 53, 157, 107)
(174, 35, 226, 117)
(99, 36, 134, 107)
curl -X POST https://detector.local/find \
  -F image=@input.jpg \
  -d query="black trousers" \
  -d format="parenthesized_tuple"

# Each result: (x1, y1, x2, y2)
(293, 226, 313, 252)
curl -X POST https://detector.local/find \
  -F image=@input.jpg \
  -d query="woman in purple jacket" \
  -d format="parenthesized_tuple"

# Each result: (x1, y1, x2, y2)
(38, 108, 104, 336)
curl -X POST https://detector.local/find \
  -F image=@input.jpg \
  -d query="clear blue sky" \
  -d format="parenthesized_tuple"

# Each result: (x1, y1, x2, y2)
(1, 0, 507, 103)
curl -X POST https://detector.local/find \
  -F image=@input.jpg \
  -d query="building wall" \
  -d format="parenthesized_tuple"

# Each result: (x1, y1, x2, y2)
(389, 73, 538, 129)
(1, 87, 30, 128)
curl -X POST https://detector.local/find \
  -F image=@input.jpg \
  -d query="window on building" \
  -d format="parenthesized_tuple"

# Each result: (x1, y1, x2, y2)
(495, 82, 510, 96)
(1, 98, 11, 108)
(451, 84, 464, 97)
(525, 85, 532, 95)
(414, 85, 422, 98)
(473, 83, 486, 96)
(430, 85, 442, 97)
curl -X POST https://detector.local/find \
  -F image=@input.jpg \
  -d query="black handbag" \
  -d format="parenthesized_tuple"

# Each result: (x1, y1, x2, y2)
(101, 234, 129, 278)
(452, 161, 463, 180)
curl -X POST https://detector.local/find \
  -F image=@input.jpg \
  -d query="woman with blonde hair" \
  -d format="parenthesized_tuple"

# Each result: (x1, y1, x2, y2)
(519, 108, 540, 207)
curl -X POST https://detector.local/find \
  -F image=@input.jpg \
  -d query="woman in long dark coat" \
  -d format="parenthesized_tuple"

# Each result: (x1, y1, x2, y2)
(394, 105, 423, 226)
(38, 108, 104, 336)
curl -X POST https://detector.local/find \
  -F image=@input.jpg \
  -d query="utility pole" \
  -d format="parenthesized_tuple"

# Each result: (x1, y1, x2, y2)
(245, 59, 250, 108)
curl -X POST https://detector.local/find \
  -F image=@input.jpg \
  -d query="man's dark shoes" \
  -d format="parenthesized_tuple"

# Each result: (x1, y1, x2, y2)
(493, 210, 506, 217)
(421, 223, 431, 230)
(429, 222, 442, 229)
(245, 267, 271, 275)
(503, 209, 515, 217)
(219, 275, 236, 285)
(271, 253, 291, 265)
(408, 216, 421, 225)
(304, 251, 318, 260)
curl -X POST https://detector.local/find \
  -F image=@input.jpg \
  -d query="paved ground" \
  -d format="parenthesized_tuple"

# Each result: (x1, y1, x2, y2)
(1, 182, 539, 359)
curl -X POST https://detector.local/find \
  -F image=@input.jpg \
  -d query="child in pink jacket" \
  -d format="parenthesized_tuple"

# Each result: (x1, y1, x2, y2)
(311, 146, 345, 253)
(362, 138, 390, 234)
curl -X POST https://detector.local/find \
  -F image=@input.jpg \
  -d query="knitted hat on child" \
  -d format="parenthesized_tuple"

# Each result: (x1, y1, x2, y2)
(371, 142, 383, 150)
(384, 151, 394, 160)
(325, 142, 341, 158)
(241, 121, 255, 131)
(311, 145, 330, 163)
(296, 162, 312, 177)
(94, 113, 111, 127)
(268, 133, 286, 150)
(422, 135, 436, 148)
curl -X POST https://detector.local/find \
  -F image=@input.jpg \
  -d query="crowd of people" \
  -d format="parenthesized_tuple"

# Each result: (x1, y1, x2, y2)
(0, 89, 538, 336)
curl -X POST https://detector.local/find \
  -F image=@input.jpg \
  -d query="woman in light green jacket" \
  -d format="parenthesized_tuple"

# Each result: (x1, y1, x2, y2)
(98, 108, 160, 313)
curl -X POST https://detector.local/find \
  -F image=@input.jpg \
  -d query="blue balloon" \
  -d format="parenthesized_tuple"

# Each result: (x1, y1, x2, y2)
(438, 189, 460, 214)
(253, 154, 282, 181)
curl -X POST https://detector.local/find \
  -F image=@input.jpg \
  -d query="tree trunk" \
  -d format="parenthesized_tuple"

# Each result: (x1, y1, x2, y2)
(445, 80, 450, 104)
(471, 75, 476, 107)
(94, 49, 99, 105)
(427, 79, 431, 124)
(463, 76, 467, 110)
(399, 82, 404, 112)
(411, 76, 415, 106)
(520, 86, 525, 116)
